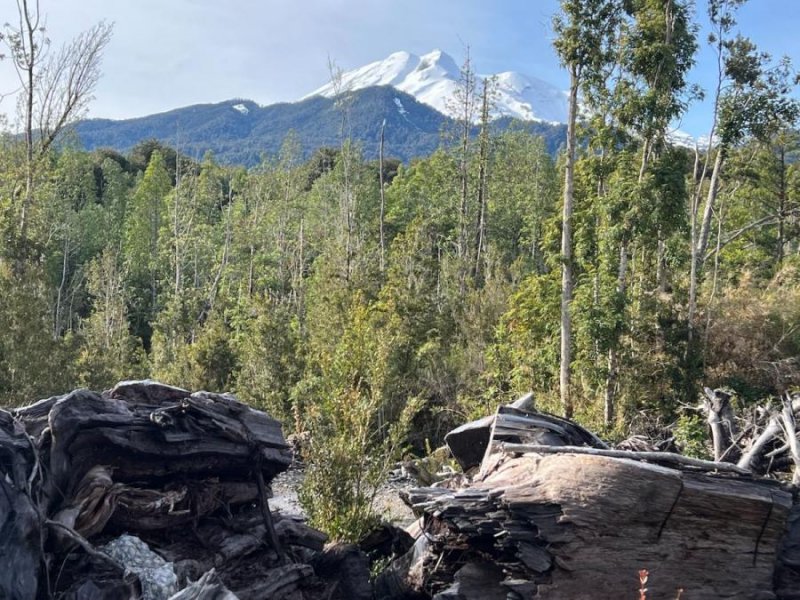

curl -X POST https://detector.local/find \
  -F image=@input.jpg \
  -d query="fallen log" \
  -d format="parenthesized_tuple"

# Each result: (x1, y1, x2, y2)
(380, 398, 800, 600)
(168, 569, 238, 600)
(500, 442, 753, 475)
(0, 410, 42, 600)
(7, 380, 800, 599)
(444, 397, 607, 472)
(35, 385, 291, 511)
(400, 451, 794, 599)
(1, 380, 370, 599)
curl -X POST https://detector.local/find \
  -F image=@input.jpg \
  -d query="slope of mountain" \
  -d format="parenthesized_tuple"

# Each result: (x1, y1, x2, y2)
(74, 87, 566, 166)
(76, 88, 447, 165)
(305, 49, 569, 124)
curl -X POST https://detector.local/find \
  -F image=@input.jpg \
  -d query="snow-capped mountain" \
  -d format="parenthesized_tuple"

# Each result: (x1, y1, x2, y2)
(304, 49, 568, 124)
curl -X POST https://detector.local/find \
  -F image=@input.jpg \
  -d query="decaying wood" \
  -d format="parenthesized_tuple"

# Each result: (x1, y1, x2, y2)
(500, 442, 752, 475)
(168, 569, 238, 600)
(738, 415, 782, 471)
(380, 396, 800, 599)
(702, 387, 739, 462)
(234, 563, 313, 600)
(0, 410, 42, 600)
(275, 518, 329, 552)
(401, 451, 793, 599)
(781, 398, 800, 486)
(0, 380, 372, 600)
(776, 502, 800, 598)
(6, 380, 800, 599)
(445, 396, 607, 472)
(256, 461, 286, 563)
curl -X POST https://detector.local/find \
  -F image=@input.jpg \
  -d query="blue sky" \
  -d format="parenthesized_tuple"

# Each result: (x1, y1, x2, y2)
(0, 0, 797, 137)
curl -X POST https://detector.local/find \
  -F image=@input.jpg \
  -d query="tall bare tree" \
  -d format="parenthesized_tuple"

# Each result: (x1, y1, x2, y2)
(1, 0, 112, 242)
(474, 75, 496, 279)
(553, 0, 621, 418)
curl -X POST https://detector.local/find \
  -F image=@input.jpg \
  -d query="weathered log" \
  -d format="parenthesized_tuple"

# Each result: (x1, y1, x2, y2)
(501, 443, 752, 474)
(312, 543, 372, 600)
(490, 405, 608, 449)
(35, 387, 291, 512)
(0, 410, 41, 600)
(275, 517, 329, 552)
(443, 414, 494, 472)
(233, 563, 313, 600)
(402, 451, 795, 599)
(197, 515, 327, 565)
(703, 387, 740, 463)
(776, 501, 800, 598)
(112, 480, 260, 532)
(445, 401, 607, 472)
(107, 379, 192, 404)
(168, 569, 239, 600)
(781, 398, 800, 486)
(12, 393, 63, 439)
(256, 461, 285, 562)
(738, 415, 782, 471)
(1, 381, 323, 599)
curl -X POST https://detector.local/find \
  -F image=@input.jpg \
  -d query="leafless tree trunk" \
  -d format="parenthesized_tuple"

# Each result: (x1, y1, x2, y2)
(781, 398, 800, 485)
(327, 58, 356, 281)
(208, 182, 233, 312)
(173, 157, 183, 296)
(778, 143, 787, 265)
(54, 229, 70, 339)
(379, 119, 386, 273)
(3, 2, 112, 242)
(560, 67, 579, 419)
(473, 78, 493, 279)
(451, 48, 476, 267)
(702, 387, 738, 463)
(687, 14, 725, 348)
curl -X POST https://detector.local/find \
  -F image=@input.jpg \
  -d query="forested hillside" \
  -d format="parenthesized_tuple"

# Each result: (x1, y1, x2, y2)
(1, 0, 799, 539)
(73, 88, 567, 166)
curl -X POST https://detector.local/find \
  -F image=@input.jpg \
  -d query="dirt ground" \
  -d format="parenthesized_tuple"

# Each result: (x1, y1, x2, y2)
(269, 463, 417, 527)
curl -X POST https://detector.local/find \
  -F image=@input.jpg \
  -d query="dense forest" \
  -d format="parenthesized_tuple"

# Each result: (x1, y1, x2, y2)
(1, 0, 799, 538)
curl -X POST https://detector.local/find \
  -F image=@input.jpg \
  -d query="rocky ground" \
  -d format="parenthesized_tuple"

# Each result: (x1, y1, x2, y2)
(270, 462, 418, 526)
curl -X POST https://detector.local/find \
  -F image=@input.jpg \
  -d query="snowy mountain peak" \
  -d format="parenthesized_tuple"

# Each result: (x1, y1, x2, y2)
(303, 49, 568, 124)
(415, 49, 460, 77)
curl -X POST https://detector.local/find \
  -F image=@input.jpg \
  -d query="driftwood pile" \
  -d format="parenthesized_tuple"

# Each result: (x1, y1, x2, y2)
(0, 380, 371, 600)
(378, 396, 800, 600)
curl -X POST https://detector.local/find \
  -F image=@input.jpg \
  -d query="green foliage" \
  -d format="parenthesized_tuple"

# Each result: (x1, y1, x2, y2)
(233, 298, 305, 425)
(487, 271, 562, 413)
(123, 150, 171, 345)
(673, 414, 711, 459)
(0, 263, 80, 406)
(0, 0, 799, 546)
(76, 249, 146, 389)
(704, 263, 800, 400)
(298, 294, 419, 541)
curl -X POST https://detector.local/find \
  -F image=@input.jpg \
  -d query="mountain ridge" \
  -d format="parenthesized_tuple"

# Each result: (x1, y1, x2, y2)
(74, 86, 566, 166)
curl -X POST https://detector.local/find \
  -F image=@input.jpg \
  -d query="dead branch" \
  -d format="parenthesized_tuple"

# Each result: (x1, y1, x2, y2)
(500, 443, 752, 475)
